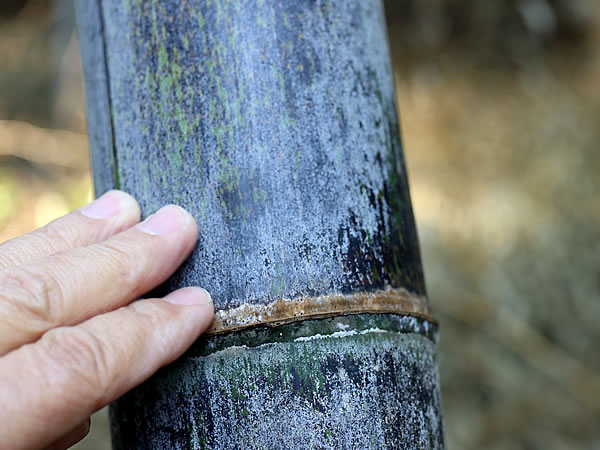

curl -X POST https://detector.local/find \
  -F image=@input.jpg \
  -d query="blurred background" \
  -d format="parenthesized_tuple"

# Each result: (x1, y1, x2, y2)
(1, 0, 599, 448)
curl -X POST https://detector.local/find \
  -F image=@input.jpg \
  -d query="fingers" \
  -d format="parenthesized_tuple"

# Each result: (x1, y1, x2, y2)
(0, 288, 214, 450)
(0, 205, 198, 355)
(0, 191, 141, 271)
(43, 417, 90, 450)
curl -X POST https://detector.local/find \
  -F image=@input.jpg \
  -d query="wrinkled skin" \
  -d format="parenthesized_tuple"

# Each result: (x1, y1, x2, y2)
(0, 190, 214, 449)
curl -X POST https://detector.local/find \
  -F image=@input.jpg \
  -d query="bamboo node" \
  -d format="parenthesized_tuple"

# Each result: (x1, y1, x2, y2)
(206, 286, 435, 335)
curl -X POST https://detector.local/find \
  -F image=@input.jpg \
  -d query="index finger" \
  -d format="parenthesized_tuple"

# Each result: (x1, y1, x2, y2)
(0, 191, 140, 271)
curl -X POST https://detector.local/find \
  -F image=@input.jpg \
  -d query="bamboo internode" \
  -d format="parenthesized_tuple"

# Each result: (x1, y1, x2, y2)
(77, 0, 444, 447)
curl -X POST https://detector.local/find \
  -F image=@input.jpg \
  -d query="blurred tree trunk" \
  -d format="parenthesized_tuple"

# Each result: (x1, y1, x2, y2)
(76, 0, 444, 448)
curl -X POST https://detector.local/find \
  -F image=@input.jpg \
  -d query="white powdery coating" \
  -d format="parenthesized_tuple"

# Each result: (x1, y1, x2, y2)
(101, 0, 417, 311)
(124, 328, 444, 449)
(294, 327, 387, 342)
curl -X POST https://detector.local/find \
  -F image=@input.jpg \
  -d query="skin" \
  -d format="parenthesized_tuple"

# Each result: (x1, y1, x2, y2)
(0, 190, 214, 450)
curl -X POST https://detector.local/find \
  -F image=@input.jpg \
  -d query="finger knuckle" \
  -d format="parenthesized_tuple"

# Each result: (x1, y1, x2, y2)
(97, 240, 140, 288)
(38, 220, 76, 252)
(0, 265, 64, 327)
(129, 300, 168, 328)
(42, 327, 112, 402)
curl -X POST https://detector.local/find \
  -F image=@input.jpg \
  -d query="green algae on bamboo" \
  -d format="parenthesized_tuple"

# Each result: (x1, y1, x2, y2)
(76, 0, 444, 447)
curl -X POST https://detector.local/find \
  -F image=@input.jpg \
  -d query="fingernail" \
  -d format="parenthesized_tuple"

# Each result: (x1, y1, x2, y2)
(137, 205, 189, 235)
(164, 287, 213, 306)
(80, 190, 131, 219)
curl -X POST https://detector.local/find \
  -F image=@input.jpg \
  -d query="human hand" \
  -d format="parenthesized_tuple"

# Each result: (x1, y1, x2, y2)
(0, 191, 214, 449)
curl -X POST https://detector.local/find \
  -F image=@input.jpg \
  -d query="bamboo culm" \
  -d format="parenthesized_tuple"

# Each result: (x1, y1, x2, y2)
(76, 0, 444, 448)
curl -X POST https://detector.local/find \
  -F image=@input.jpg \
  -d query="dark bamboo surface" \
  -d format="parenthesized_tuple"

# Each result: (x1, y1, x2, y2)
(76, 0, 443, 448)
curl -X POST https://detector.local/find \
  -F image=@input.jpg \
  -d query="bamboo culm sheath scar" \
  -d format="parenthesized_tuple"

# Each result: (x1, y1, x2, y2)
(76, 0, 444, 448)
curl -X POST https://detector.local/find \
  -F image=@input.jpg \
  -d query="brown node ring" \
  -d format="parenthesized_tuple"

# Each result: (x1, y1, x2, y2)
(206, 287, 436, 335)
